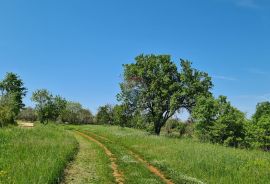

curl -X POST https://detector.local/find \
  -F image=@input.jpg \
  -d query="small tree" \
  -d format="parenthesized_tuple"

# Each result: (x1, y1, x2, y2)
(96, 105, 113, 124)
(77, 108, 94, 124)
(31, 89, 54, 124)
(0, 72, 27, 115)
(0, 73, 27, 126)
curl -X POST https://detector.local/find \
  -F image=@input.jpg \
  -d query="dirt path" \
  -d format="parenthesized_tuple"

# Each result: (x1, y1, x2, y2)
(76, 131, 125, 184)
(83, 130, 174, 184)
(18, 122, 34, 128)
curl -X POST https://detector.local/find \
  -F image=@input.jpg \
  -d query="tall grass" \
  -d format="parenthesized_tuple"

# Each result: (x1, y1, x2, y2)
(0, 123, 78, 184)
(75, 125, 270, 184)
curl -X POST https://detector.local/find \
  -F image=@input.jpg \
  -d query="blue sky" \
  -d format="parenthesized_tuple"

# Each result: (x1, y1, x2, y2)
(0, 0, 269, 117)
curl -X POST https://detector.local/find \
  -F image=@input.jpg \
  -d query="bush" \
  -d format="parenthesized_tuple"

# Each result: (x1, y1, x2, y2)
(165, 119, 180, 134)
(192, 95, 246, 147)
(17, 107, 37, 122)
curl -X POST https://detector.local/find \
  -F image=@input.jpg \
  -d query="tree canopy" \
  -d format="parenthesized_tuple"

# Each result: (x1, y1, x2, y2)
(0, 73, 27, 126)
(118, 54, 212, 135)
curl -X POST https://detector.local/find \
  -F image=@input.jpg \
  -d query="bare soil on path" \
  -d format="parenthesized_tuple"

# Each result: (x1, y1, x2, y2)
(83, 130, 174, 184)
(76, 131, 125, 184)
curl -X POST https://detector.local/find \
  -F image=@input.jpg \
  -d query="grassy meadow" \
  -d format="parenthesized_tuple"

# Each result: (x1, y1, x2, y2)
(0, 123, 78, 184)
(62, 133, 115, 184)
(69, 125, 270, 184)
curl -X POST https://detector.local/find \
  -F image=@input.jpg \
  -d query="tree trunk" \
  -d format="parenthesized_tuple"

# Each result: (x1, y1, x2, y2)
(154, 123, 162, 135)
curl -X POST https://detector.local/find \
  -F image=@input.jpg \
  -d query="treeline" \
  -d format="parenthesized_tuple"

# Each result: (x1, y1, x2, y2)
(1, 54, 269, 151)
(0, 73, 94, 125)
(95, 54, 269, 151)
(23, 89, 94, 124)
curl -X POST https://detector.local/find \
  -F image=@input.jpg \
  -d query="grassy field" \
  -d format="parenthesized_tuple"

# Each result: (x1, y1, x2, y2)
(69, 125, 270, 184)
(0, 123, 78, 184)
(1, 123, 269, 184)
(62, 133, 115, 184)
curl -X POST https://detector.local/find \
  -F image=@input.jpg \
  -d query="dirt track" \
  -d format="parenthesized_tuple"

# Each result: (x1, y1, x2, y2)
(18, 122, 34, 128)
(76, 131, 125, 184)
(81, 130, 174, 184)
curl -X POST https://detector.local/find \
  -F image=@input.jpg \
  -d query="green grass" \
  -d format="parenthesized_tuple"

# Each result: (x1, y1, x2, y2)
(62, 133, 115, 184)
(0, 123, 78, 184)
(82, 131, 164, 184)
(70, 125, 270, 184)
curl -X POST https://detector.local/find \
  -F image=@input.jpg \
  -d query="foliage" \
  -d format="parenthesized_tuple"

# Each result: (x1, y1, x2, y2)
(31, 89, 54, 124)
(95, 105, 113, 125)
(51, 95, 67, 121)
(112, 104, 131, 127)
(0, 94, 18, 126)
(245, 102, 270, 151)
(165, 118, 191, 137)
(0, 73, 26, 127)
(0, 73, 26, 126)
(31, 89, 67, 124)
(192, 95, 246, 147)
(118, 54, 212, 135)
(17, 107, 37, 122)
(60, 101, 94, 124)
(252, 102, 270, 122)
(165, 118, 180, 134)
(0, 72, 27, 115)
(129, 111, 149, 129)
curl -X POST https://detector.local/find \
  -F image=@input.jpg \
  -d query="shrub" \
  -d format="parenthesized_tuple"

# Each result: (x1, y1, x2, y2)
(17, 107, 37, 122)
(192, 95, 246, 147)
(165, 119, 180, 134)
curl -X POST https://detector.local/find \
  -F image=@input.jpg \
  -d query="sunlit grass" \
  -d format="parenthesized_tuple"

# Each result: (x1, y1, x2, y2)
(0, 123, 78, 184)
(72, 125, 270, 184)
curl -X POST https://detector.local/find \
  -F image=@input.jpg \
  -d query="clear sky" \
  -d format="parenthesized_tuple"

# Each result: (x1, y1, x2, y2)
(0, 0, 269, 117)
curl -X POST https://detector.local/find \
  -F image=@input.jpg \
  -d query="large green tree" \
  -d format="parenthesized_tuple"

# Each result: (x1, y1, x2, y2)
(118, 54, 212, 135)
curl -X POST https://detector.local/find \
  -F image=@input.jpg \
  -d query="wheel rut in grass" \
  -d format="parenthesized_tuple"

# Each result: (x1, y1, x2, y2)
(82, 130, 174, 184)
(76, 131, 124, 184)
